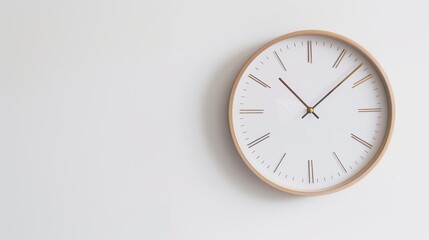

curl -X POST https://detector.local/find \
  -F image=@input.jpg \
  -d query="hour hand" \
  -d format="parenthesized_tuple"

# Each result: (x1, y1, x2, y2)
(278, 78, 319, 119)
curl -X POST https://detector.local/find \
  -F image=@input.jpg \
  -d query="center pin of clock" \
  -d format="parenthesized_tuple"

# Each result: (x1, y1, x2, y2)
(306, 107, 314, 113)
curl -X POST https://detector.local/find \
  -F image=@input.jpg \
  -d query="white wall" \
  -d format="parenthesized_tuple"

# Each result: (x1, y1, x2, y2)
(0, 0, 427, 239)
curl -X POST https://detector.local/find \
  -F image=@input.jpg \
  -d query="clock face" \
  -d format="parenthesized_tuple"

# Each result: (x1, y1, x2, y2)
(229, 31, 394, 195)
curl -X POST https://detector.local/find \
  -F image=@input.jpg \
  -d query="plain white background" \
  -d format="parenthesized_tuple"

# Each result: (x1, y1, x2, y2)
(0, 0, 427, 239)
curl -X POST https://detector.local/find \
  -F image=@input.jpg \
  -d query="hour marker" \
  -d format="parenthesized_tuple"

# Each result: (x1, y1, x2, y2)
(307, 41, 313, 63)
(333, 152, 347, 173)
(332, 49, 347, 68)
(352, 74, 373, 88)
(358, 108, 382, 112)
(240, 109, 264, 114)
(274, 51, 287, 71)
(308, 160, 314, 184)
(247, 133, 270, 148)
(248, 74, 271, 88)
(274, 153, 286, 173)
(351, 133, 373, 149)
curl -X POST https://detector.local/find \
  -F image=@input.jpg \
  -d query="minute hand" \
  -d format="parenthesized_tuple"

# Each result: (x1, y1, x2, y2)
(310, 63, 363, 111)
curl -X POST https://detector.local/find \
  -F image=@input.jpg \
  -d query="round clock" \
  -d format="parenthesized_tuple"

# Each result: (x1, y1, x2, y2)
(229, 30, 395, 195)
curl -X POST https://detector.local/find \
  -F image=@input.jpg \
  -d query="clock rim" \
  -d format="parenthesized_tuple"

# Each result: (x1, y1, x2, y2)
(228, 30, 395, 196)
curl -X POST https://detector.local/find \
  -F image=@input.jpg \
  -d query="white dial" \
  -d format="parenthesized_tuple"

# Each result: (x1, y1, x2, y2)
(229, 31, 394, 195)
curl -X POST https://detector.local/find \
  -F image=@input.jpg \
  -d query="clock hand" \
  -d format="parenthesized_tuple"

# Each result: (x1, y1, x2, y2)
(278, 78, 319, 119)
(301, 63, 363, 119)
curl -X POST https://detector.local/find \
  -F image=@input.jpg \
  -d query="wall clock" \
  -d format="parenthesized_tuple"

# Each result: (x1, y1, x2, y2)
(229, 30, 395, 195)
